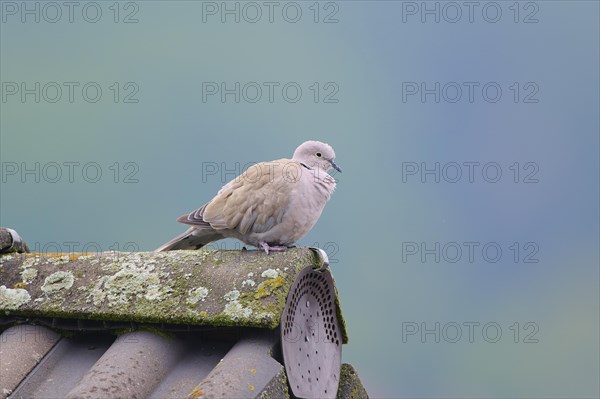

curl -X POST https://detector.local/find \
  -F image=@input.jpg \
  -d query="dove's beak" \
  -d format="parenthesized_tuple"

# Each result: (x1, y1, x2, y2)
(330, 160, 342, 173)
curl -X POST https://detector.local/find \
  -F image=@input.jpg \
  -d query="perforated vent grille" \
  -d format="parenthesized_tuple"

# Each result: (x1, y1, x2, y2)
(281, 266, 341, 399)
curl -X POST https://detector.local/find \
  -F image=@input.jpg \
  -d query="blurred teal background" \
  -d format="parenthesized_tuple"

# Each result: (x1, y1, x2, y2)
(1, 1, 598, 397)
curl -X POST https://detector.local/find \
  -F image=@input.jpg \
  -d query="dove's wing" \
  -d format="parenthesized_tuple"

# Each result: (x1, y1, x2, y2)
(198, 159, 296, 235)
(176, 204, 211, 227)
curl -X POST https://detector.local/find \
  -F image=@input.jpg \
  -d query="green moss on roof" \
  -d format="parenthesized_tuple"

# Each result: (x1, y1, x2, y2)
(0, 249, 348, 342)
(336, 364, 370, 399)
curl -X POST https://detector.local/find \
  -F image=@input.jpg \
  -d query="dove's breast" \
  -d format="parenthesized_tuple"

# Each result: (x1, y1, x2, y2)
(276, 167, 335, 244)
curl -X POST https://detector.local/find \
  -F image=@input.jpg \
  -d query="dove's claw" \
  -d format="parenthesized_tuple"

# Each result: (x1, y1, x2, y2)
(269, 246, 289, 252)
(260, 242, 270, 254)
(259, 242, 288, 254)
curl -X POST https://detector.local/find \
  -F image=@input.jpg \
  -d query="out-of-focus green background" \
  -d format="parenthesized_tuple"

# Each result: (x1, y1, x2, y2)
(1, 1, 598, 397)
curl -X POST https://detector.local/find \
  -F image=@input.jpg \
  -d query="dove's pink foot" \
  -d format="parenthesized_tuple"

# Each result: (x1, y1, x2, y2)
(259, 242, 289, 255)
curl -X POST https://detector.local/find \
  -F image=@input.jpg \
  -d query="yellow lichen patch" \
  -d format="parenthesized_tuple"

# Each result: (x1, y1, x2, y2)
(24, 252, 90, 262)
(254, 276, 285, 299)
(13, 282, 26, 289)
(188, 384, 205, 398)
(249, 368, 257, 374)
(199, 311, 208, 317)
(39, 252, 66, 259)
(249, 385, 255, 391)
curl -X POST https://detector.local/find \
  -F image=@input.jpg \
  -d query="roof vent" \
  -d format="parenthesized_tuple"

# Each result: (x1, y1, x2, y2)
(281, 265, 342, 399)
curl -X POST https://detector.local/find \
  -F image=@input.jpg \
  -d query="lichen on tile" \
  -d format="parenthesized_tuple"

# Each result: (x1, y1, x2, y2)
(0, 285, 31, 310)
(186, 287, 209, 305)
(0, 255, 14, 264)
(84, 253, 176, 309)
(41, 271, 74, 294)
(46, 255, 71, 266)
(223, 301, 252, 319)
(224, 290, 241, 302)
(261, 269, 279, 279)
(20, 268, 38, 284)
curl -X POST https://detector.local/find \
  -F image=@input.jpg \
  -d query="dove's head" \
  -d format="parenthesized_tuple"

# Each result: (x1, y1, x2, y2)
(293, 140, 341, 173)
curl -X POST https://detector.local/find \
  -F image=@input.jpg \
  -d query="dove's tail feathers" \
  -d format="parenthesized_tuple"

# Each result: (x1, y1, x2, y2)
(155, 227, 223, 252)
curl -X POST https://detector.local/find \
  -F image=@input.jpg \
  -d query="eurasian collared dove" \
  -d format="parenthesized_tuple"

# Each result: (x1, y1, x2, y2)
(156, 141, 341, 254)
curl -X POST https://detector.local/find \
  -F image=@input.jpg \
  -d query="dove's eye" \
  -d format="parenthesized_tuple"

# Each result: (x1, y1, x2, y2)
(316, 152, 322, 157)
